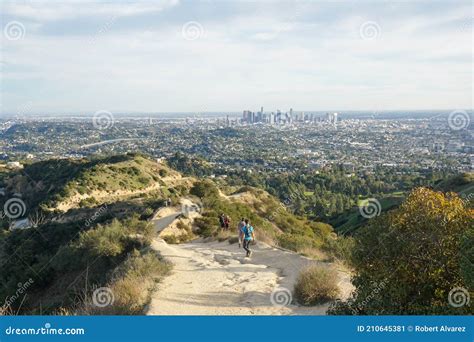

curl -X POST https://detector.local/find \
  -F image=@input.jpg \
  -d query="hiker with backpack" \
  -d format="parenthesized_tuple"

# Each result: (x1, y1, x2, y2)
(237, 218, 245, 248)
(242, 219, 255, 258)
(219, 213, 225, 229)
(224, 215, 230, 230)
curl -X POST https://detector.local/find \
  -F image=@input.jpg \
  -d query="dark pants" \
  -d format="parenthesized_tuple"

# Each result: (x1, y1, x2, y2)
(243, 239, 251, 255)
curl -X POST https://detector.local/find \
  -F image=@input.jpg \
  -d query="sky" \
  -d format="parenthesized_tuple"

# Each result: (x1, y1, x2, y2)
(0, 0, 472, 114)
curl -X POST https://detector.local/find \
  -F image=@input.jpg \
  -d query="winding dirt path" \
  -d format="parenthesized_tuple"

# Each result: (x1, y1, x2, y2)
(146, 238, 353, 315)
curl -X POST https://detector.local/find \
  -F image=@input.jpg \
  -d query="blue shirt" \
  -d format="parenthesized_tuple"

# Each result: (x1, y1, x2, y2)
(243, 225, 254, 241)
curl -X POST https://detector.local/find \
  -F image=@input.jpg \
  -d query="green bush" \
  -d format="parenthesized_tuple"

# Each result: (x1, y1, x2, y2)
(78, 221, 125, 257)
(163, 235, 178, 244)
(277, 233, 315, 252)
(330, 188, 473, 315)
(322, 235, 355, 262)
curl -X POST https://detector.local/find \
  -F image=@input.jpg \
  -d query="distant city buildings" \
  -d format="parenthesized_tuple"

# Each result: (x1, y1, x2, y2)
(0, 111, 471, 174)
(326, 112, 338, 125)
(241, 107, 339, 127)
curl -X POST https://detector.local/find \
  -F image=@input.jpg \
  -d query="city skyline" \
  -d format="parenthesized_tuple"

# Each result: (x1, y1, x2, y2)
(1, 0, 472, 114)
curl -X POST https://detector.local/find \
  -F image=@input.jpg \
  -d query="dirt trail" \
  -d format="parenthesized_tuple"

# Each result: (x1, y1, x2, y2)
(146, 237, 353, 315)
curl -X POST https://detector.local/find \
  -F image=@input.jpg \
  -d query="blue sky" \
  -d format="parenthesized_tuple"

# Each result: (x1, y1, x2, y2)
(0, 0, 472, 114)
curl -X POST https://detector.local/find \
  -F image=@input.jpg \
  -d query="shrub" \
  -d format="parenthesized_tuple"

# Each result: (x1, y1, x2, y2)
(294, 265, 340, 305)
(277, 233, 315, 252)
(163, 235, 178, 244)
(79, 250, 170, 315)
(176, 220, 190, 231)
(322, 235, 355, 263)
(190, 180, 219, 199)
(78, 220, 125, 257)
(330, 188, 473, 315)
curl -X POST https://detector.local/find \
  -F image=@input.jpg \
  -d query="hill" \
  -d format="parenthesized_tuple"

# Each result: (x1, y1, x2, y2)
(0, 154, 191, 314)
(330, 172, 473, 235)
(0, 153, 349, 315)
(2, 154, 469, 315)
(1, 153, 189, 214)
(434, 172, 474, 196)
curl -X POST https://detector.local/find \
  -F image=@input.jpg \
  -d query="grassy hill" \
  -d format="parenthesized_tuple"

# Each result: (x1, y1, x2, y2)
(2, 153, 469, 315)
(0, 153, 354, 314)
(0, 153, 187, 216)
(330, 173, 473, 235)
(434, 172, 474, 196)
(189, 181, 353, 262)
(0, 153, 189, 314)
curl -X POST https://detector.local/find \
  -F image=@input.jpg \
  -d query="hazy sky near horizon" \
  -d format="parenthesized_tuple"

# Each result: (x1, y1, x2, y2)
(0, 0, 472, 114)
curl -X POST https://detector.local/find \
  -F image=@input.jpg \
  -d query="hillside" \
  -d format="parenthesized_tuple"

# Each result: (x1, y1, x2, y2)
(0, 153, 190, 214)
(0, 154, 350, 315)
(0, 154, 190, 314)
(1, 154, 470, 316)
(331, 172, 473, 235)
(434, 172, 474, 196)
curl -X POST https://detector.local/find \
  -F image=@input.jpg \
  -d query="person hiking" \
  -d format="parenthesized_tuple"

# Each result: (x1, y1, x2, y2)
(237, 218, 245, 248)
(242, 219, 255, 257)
(224, 215, 230, 230)
(219, 213, 225, 229)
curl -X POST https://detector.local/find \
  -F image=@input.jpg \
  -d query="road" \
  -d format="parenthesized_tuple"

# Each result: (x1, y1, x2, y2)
(152, 212, 181, 233)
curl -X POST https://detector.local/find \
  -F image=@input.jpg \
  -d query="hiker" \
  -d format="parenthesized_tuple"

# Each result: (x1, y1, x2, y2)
(219, 213, 225, 229)
(224, 215, 230, 230)
(242, 219, 255, 257)
(237, 218, 245, 248)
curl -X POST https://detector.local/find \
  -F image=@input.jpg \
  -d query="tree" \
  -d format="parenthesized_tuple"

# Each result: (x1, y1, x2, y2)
(329, 187, 473, 315)
(190, 180, 219, 200)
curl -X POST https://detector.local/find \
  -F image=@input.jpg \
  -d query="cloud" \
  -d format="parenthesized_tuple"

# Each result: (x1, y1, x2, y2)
(2, 0, 180, 21)
(0, 0, 472, 113)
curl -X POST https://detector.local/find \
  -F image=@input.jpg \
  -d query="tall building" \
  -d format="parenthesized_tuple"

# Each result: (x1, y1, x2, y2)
(326, 112, 339, 125)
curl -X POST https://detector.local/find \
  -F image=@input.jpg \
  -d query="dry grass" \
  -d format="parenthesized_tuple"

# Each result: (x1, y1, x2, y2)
(294, 265, 340, 306)
(0, 304, 15, 316)
(77, 250, 170, 315)
(216, 229, 233, 242)
(299, 247, 330, 262)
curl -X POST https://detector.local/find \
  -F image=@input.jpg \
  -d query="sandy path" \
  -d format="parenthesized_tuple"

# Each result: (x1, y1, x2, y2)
(146, 238, 353, 315)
